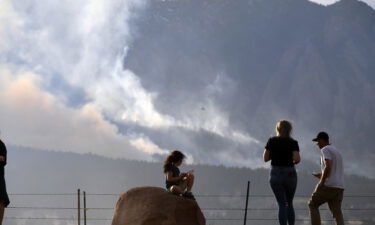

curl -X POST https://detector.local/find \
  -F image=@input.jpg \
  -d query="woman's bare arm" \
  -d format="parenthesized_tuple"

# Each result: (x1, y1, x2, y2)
(263, 149, 271, 162)
(293, 151, 300, 164)
(166, 171, 185, 182)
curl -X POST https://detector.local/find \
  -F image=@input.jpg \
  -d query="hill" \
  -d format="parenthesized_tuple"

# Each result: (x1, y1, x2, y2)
(5, 146, 375, 224)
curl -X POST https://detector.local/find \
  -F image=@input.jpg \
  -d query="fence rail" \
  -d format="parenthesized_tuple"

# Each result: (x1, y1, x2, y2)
(5, 189, 375, 224)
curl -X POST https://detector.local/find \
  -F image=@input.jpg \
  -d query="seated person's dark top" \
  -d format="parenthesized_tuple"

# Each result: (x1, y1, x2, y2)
(165, 164, 180, 189)
(265, 136, 299, 167)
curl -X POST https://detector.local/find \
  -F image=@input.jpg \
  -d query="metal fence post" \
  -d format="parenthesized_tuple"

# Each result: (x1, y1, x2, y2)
(243, 181, 250, 225)
(78, 189, 81, 225)
(84, 191, 87, 225)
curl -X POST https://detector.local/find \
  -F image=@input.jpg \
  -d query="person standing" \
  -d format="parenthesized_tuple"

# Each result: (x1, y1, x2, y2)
(309, 132, 345, 225)
(0, 138, 10, 225)
(263, 120, 301, 225)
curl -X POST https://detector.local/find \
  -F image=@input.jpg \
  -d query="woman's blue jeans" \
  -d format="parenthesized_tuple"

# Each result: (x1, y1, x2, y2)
(270, 166, 297, 225)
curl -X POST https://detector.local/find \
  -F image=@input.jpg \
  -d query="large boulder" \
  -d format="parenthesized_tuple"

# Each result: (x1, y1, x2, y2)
(111, 186, 206, 225)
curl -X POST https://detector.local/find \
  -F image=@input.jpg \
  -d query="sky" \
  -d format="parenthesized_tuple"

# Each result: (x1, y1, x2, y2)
(1, 0, 375, 175)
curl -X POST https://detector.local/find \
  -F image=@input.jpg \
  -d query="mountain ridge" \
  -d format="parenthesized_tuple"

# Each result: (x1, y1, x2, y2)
(123, 0, 375, 178)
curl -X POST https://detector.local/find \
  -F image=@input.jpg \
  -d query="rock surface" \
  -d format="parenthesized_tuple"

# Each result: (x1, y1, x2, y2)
(111, 186, 206, 225)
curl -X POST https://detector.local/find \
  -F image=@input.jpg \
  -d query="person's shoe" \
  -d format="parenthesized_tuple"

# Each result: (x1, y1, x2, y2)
(182, 191, 196, 200)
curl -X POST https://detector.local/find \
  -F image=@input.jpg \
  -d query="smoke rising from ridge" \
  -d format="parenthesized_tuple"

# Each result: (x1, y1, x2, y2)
(1, 0, 375, 177)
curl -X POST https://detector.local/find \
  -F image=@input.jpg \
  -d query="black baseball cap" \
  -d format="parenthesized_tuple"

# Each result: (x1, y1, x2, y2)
(312, 131, 329, 142)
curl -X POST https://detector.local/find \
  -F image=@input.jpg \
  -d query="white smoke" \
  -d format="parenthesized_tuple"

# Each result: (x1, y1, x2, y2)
(0, 0, 260, 164)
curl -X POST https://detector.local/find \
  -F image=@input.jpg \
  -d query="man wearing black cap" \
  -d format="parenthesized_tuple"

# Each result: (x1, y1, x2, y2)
(308, 132, 345, 225)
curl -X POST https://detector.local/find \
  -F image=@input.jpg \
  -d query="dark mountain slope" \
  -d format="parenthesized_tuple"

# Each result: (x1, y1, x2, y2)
(123, 0, 375, 177)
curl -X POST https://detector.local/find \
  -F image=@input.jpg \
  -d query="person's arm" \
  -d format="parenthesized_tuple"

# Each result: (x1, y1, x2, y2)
(263, 149, 271, 162)
(293, 151, 300, 164)
(166, 171, 186, 182)
(318, 159, 332, 186)
(0, 142, 5, 162)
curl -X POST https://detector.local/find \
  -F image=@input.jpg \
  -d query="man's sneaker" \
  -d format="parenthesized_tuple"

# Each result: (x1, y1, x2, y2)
(182, 191, 196, 200)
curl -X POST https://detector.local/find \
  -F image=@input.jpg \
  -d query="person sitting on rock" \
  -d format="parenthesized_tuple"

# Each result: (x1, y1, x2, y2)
(163, 150, 195, 200)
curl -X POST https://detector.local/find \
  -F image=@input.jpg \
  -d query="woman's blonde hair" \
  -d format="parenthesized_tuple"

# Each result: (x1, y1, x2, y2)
(275, 120, 292, 137)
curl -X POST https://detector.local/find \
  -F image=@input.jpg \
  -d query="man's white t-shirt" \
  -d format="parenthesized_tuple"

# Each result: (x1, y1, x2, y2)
(321, 145, 345, 189)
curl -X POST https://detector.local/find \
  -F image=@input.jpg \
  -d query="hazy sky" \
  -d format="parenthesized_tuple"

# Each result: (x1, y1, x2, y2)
(1, 0, 374, 173)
